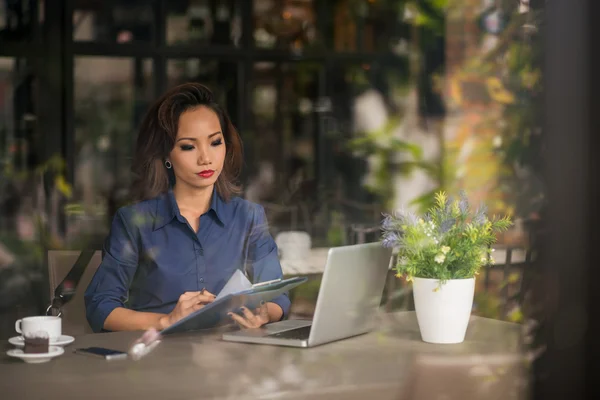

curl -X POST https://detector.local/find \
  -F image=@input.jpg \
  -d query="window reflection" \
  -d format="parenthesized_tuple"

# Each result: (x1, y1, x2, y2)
(0, 2, 5, 32)
(0, 0, 42, 41)
(0, 57, 17, 234)
(327, 63, 430, 226)
(253, 0, 317, 51)
(0, 57, 41, 238)
(166, 58, 236, 106)
(332, 0, 405, 53)
(73, 2, 153, 43)
(247, 62, 317, 209)
(166, 0, 241, 46)
(72, 57, 153, 238)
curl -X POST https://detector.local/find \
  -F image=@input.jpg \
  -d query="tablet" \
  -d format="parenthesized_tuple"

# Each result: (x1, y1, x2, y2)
(161, 276, 307, 335)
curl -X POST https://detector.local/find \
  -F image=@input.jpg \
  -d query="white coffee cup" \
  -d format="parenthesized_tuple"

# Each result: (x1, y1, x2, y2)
(15, 316, 62, 340)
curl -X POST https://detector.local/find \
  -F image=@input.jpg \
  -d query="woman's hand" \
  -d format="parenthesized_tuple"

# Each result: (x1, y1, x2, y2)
(228, 301, 269, 329)
(160, 290, 215, 329)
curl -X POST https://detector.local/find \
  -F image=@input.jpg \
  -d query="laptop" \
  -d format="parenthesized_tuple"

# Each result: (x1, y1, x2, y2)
(221, 242, 393, 347)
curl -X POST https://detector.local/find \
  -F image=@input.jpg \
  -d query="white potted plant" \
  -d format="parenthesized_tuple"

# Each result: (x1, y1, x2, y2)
(381, 191, 512, 344)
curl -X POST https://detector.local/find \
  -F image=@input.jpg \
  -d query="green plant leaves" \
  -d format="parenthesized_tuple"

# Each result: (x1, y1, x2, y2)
(381, 190, 512, 284)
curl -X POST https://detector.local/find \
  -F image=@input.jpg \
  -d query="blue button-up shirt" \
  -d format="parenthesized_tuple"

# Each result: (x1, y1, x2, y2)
(84, 189, 290, 333)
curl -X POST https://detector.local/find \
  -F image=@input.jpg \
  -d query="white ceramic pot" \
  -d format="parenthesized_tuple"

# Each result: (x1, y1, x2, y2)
(413, 277, 475, 344)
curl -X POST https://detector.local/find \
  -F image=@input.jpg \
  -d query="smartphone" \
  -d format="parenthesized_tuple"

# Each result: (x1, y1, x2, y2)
(74, 347, 128, 361)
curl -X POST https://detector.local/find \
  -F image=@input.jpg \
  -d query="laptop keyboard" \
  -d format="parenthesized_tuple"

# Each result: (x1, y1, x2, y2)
(268, 325, 312, 340)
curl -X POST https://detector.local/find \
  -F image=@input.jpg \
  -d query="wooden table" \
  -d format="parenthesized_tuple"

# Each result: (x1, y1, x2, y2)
(0, 312, 526, 400)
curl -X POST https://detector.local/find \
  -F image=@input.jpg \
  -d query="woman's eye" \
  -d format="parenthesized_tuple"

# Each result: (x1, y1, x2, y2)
(211, 138, 223, 147)
(180, 144, 194, 151)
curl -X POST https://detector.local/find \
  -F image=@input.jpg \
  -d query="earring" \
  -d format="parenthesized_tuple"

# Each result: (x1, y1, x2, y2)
(165, 160, 172, 169)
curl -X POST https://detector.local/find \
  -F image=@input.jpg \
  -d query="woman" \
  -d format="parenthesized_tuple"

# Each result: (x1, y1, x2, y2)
(84, 83, 290, 333)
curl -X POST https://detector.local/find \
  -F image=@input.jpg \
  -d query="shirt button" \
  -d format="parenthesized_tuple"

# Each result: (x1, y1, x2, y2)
(199, 277, 205, 283)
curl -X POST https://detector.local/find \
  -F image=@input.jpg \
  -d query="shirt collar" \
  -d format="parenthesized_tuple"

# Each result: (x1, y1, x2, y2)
(153, 187, 230, 231)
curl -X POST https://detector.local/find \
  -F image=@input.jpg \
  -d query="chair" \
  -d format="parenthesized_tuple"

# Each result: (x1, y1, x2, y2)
(347, 224, 381, 245)
(47, 250, 102, 335)
(482, 246, 536, 318)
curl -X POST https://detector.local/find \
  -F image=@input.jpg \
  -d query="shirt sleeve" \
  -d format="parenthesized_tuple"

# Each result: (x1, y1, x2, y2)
(247, 205, 291, 320)
(84, 209, 139, 332)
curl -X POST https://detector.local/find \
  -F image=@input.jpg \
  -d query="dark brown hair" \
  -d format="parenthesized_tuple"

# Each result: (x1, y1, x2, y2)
(131, 83, 243, 202)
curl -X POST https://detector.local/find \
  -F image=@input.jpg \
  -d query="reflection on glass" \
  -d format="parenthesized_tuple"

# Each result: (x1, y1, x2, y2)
(333, 0, 357, 52)
(0, 58, 15, 152)
(166, 59, 236, 107)
(73, 2, 153, 43)
(166, 0, 241, 46)
(0, 2, 5, 32)
(246, 62, 318, 235)
(328, 63, 413, 220)
(73, 57, 153, 237)
(333, 0, 405, 53)
(0, 56, 41, 239)
(253, 0, 317, 50)
(0, 57, 16, 234)
(0, 0, 41, 41)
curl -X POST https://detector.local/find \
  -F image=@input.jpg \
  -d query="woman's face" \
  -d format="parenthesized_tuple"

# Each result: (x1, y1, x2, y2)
(168, 106, 226, 192)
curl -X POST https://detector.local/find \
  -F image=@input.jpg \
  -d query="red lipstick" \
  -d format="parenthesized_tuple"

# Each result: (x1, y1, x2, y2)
(197, 170, 215, 178)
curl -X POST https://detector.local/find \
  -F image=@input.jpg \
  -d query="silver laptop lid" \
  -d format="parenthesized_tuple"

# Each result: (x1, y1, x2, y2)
(308, 242, 392, 346)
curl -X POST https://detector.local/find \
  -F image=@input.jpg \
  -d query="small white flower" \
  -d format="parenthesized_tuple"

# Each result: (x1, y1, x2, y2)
(481, 257, 487, 262)
(493, 135, 503, 148)
(441, 246, 451, 254)
(435, 254, 445, 264)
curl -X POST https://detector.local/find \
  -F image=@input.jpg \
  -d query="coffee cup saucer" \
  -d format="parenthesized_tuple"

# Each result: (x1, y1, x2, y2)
(9, 335, 75, 348)
(7, 346, 64, 364)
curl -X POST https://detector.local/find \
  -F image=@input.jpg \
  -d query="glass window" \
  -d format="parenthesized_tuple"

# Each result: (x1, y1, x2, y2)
(0, 57, 17, 234)
(246, 62, 320, 235)
(0, 56, 43, 240)
(166, 0, 242, 46)
(0, 58, 16, 147)
(332, 0, 408, 53)
(325, 63, 414, 224)
(253, 0, 318, 51)
(0, 2, 5, 33)
(0, 0, 42, 42)
(72, 57, 153, 238)
(73, 2, 154, 43)
(166, 58, 237, 106)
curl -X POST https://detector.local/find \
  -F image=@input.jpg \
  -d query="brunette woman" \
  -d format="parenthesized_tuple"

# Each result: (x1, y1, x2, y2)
(84, 83, 289, 332)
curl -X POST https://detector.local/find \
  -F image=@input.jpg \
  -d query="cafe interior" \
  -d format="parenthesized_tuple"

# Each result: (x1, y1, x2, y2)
(0, 0, 598, 399)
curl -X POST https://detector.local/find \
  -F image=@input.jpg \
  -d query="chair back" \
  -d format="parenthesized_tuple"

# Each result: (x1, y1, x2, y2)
(348, 224, 381, 244)
(47, 250, 102, 335)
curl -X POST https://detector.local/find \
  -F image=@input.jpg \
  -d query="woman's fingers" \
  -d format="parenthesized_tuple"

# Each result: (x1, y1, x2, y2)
(240, 306, 256, 321)
(228, 312, 253, 329)
(200, 288, 216, 298)
(228, 304, 269, 329)
(179, 291, 200, 301)
(180, 290, 215, 302)
(194, 294, 215, 305)
(180, 292, 214, 309)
